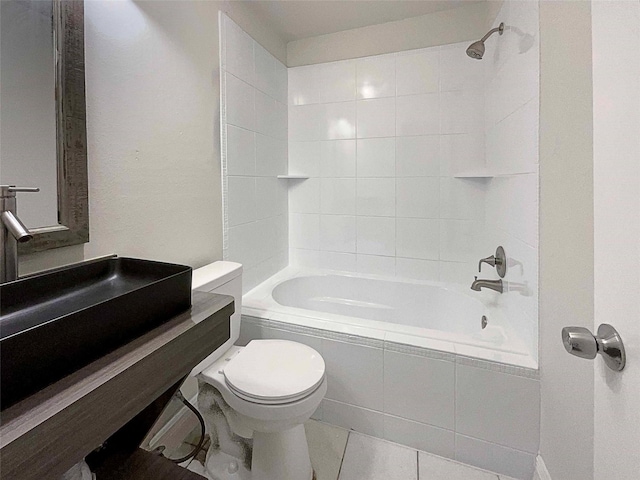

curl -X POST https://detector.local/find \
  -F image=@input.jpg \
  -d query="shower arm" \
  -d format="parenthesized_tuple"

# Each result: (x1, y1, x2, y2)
(480, 23, 505, 43)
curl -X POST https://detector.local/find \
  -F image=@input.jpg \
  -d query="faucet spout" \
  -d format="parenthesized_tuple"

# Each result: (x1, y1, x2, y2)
(470, 276, 503, 293)
(1, 211, 33, 242)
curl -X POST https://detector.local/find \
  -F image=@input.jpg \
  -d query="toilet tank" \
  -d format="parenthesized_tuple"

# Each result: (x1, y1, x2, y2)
(190, 261, 242, 374)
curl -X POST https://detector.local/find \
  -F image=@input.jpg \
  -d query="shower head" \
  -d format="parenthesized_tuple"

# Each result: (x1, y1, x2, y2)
(466, 41, 485, 59)
(466, 22, 504, 60)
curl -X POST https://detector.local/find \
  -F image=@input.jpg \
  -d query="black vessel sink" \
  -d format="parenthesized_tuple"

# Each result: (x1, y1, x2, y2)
(0, 256, 192, 410)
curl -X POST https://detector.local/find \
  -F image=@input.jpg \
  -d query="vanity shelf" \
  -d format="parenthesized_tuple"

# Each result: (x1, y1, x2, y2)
(277, 175, 309, 179)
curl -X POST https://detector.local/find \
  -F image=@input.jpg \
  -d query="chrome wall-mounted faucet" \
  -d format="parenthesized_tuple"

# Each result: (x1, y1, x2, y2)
(470, 277, 503, 293)
(1, 185, 39, 283)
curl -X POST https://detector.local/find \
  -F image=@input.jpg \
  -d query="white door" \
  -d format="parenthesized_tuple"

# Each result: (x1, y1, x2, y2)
(592, 1, 640, 478)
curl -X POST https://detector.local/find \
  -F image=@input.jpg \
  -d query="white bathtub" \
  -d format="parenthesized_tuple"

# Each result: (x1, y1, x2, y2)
(243, 267, 536, 369)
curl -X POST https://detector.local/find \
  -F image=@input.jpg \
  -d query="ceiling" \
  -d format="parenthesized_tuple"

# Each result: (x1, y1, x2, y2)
(242, 1, 485, 43)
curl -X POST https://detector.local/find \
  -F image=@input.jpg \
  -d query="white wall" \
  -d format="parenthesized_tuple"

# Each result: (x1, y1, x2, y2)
(0, 0, 58, 228)
(482, 0, 540, 361)
(592, 1, 640, 479)
(18, 0, 287, 276)
(221, 14, 289, 293)
(287, 1, 503, 66)
(538, 2, 595, 480)
(287, 44, 486, 281)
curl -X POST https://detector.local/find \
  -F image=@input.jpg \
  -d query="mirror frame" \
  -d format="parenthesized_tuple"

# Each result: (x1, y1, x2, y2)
(19, 0, 89, 255)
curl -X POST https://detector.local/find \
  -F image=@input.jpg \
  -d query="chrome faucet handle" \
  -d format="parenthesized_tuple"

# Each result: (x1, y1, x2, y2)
(478, 246, 507, 278)
(1, 186, 40, 197)
(7, 186, 40, 193)
(478, 256, 497, 272)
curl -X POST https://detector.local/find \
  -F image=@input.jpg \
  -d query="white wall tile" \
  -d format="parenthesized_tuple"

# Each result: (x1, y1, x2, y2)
(289, 141, 321, 177)
(395, 257, 439, 281)
(323, 101, 356, 140)
(290, 248, 320, 268)
(320, 178, 356, 215)
(288, 64, 320, 105)
(322, 339, 383, 410)
(439, 178, 486, 220)
(456, 364, 540, 453)
(395, 135, 440, 177)
(356, 54, 396, 99)
(357, 138, 395, 177)
(290, 213, 320, 250)
(255, 177, 280, 219)
(356, 254, 396, 276)
(396, 93, 439, 136)
(320, 251, 357, 272)
(357, 97, 396, 138)
(289, 178, 320, 213)
(396, 218, 440, 260)
(321, 140, 357, 177)
(440, 133, 485, 176)
(225, 73, 255, 130)
(396, 177, 440, 218)
(455, 434, 536, 480)
(254, 43, 278, 99)
(228, 222, 261, 268)
(439, 260, 474, 285)
(396, 49, 439, 95)
(440, 90, 483, 134)
(439, 42, 484, 93)
(255, 90, 276, 137)
(384, 416, 455, 460)
(384, 350, 455, 429)
(439, 219, 483, 262)
(226, 126, 255, 176)
(357, 178, 395, 217)
(227, 176, 255, 226)
(289, 104, 322, 141)
(320, 215, 356, 253)
(322, 400, 384, 439)
(223, 16, 254, 85)
(319, 61, 356, 103)
(356, 216, 395, 256)
(256, 134, 286, 176)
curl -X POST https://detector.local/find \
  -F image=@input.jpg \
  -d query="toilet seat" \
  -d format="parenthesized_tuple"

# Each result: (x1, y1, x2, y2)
(222, 340, 325, 405)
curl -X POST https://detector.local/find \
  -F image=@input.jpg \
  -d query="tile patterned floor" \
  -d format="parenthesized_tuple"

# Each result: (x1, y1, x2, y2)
(181, 420, 520, 480)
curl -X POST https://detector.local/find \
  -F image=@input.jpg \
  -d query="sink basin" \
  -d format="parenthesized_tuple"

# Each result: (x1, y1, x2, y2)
(0, 256, 192, 410)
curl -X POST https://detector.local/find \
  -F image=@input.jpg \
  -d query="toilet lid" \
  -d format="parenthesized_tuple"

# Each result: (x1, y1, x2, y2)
(223, 339, 325, 404)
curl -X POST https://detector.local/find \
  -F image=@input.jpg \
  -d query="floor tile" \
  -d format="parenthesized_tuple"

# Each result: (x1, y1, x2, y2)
(338, 432, 417, 480)
(306, 420, 349, 480)
(419, 451, 498, 480)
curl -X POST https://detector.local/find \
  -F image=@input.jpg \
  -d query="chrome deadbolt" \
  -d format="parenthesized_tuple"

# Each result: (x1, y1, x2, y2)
(562, 324, 626, 371)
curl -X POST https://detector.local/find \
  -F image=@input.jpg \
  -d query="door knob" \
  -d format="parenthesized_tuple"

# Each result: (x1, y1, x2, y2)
(562, 324, 626, 371)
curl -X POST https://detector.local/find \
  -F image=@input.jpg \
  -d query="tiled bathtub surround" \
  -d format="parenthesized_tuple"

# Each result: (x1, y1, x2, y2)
(287, 42, 487, 283)
(481, 0, 540, 360)
(238, 315, 539, 480)
(220, 14, 288, 293)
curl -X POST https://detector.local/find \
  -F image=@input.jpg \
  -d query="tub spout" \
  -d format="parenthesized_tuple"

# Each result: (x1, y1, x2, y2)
(470, 276, 503, 293)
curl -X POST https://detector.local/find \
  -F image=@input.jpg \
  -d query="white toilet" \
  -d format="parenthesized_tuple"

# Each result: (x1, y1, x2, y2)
(190, 261, 326, 480)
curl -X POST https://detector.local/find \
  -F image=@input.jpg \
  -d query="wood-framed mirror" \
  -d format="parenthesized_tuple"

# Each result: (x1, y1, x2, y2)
(1, 0, 89, 254)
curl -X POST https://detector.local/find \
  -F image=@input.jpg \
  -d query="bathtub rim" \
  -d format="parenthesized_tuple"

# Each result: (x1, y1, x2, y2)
(242, 266, 538, 371)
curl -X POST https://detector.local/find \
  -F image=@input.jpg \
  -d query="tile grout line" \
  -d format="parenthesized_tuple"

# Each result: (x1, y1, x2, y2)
(335, 429, 351, 480)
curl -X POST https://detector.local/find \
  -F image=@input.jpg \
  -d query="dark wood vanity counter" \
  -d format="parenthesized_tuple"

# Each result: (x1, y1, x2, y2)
(0, 291, 233, 480)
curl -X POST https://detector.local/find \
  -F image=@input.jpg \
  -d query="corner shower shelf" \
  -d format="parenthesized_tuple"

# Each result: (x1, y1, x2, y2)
(277, 175, 309, 179)
(453, 171, 494, 178)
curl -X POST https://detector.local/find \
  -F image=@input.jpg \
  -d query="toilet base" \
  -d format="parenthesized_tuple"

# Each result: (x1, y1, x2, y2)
(203, 450, 251, 480)
(252, 424, 313, 480)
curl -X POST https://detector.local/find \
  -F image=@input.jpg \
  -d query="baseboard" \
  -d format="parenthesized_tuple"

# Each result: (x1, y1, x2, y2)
(534, 455, 552, 480)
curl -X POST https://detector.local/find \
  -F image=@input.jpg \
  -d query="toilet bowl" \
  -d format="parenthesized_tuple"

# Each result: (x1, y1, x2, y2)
(190, 262, 326, 480)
